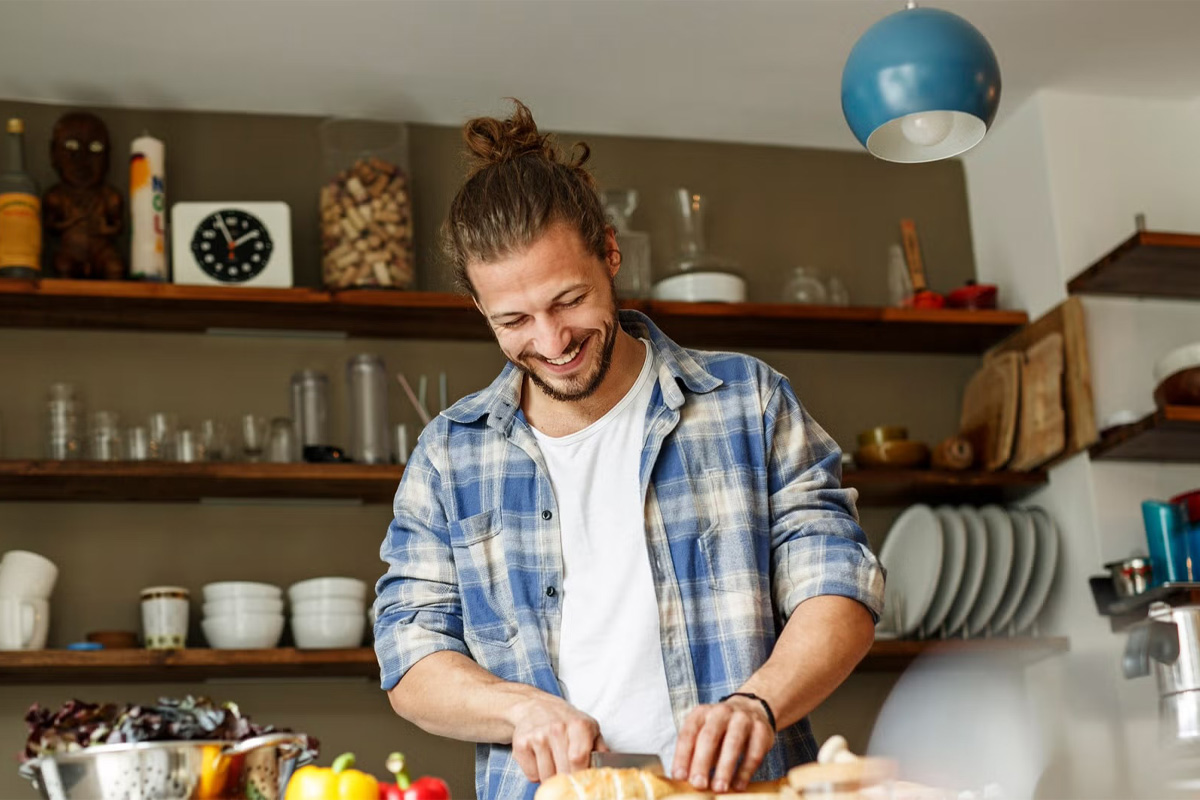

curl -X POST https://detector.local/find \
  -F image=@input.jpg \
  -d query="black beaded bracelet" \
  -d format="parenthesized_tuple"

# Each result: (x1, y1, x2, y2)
(718, 691, 777, 732)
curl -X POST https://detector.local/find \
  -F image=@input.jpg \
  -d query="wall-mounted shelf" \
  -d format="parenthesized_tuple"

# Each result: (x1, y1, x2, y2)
(1068, 230, 1200, 300)
(0, 279, 1028, 354)
(1089, 405, 1200, 462)
(0, 638, 1069, 684)
(0, 460, 1047, 506)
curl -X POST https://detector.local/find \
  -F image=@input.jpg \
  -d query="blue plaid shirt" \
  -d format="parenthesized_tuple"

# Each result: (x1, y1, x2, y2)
(374, 311, 884, 799)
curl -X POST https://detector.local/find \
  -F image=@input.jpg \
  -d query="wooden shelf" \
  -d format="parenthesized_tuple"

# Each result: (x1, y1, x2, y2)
(0, 639, 1068, 684)
(0, 460, 1046, 505)
(0, 279, 1027, 354)
(1068, 230, 1200, 299)
(1089, 405, 1200, 462)
(0, 460, 404, 503)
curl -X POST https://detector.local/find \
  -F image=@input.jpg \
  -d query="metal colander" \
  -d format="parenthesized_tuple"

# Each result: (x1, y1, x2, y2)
(18, 732, 310, 800)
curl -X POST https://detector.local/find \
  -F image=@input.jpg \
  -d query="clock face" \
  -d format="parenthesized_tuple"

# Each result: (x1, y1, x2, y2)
(190, 209, 275, 283)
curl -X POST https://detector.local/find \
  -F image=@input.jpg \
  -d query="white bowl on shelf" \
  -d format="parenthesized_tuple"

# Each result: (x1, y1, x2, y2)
(203, 597, 285, 616)
(288, 577, 367, 604)
(292, 612, 366, 649)
(651, 271, 746, 303)
(1154, 341, 1200, 383)
(201, 613, 285, 649)
(292, 597, 364, 616)
(202, 581, 282, 603)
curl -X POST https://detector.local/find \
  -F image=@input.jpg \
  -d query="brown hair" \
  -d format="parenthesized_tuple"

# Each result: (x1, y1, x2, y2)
(442, 99, 609, 296)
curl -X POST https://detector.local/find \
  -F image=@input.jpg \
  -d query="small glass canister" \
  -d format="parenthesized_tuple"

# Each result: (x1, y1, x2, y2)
(318, 118, 414, 290)
(46, 382, 83, 460)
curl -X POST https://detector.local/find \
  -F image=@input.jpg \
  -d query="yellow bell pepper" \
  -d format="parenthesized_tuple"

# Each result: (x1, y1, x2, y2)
(285, 752, 380, 800)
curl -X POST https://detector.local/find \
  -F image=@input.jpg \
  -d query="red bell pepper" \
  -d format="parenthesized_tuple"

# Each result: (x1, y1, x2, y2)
(377, 752, 450, 800)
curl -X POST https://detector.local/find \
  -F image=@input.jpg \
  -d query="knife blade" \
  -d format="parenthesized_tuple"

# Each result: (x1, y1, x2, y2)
(589, 751, 665, 774)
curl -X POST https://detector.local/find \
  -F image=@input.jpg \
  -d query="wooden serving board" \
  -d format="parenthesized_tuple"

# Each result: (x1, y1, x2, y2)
(960, 351, 1021, 470)
(1009, 332, 1066, 471)
(986, 297, 1098, 466)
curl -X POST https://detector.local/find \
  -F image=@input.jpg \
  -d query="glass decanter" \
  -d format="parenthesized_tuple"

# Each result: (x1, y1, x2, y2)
(601, 188, 652, 299)
(667, 188, 739, 275)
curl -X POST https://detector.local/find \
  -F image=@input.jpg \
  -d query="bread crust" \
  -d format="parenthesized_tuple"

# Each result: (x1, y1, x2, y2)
(534, 768, 782, 799)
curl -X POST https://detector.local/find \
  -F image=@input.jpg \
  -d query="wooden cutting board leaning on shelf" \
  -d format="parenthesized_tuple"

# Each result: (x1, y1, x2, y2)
(959, 351, 1021, 470)
(984, 297, 1098, 468)
(1008, 332, 1066, 471)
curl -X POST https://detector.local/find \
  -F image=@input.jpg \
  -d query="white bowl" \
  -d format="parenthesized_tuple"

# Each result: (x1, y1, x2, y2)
(291, 597, 363, 616)
(202, 581, 282, 603)
(201, 613, 285, 649)
(203, 597, 285, 616)
(291, 612, 366, 649)
(1154, 341, 1200, 384)
(651, 271, 746, 303)
(288, 577, 367, 604)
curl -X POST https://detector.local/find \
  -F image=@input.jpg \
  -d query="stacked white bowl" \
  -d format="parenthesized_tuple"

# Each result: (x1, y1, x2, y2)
(289, 577, 367, 649)
(201, 581, 285, 649)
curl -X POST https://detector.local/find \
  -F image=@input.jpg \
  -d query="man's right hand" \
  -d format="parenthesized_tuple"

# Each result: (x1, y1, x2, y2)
(507, 693, 606, 783)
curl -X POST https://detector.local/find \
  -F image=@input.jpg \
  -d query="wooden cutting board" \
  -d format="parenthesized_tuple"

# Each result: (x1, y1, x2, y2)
(960, 351, 1021, 470)
(1009, 332, 1066, 471)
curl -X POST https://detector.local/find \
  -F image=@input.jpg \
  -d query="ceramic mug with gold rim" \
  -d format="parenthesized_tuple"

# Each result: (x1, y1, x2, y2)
(140, 585, 189, 649)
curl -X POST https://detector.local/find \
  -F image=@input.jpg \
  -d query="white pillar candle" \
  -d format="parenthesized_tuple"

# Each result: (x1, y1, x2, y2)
(129, 133, 167, 280)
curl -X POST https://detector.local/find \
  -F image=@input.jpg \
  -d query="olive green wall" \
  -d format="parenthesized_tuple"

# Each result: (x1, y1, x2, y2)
(0, 97, 980, 798)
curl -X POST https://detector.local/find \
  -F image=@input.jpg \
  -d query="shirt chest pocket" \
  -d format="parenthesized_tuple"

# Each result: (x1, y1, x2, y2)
(697, 469, 765, 598)
(450, 510, 520, 648)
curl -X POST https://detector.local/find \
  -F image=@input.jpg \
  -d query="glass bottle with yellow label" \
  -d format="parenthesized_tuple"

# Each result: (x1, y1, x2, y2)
(0, 118, 41, 279)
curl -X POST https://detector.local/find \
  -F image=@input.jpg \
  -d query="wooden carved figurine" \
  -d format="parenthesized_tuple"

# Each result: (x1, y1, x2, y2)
(43, 112, 125, 280)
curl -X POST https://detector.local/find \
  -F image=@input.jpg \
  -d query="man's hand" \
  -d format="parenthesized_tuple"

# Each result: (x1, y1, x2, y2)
(671, 696, 774, 793)
(507, 693, 606, 783)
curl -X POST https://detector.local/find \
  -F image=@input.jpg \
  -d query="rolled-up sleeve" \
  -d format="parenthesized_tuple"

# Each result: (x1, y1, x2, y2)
(763, 375, 885, 623)
(373, 431, 470, 691)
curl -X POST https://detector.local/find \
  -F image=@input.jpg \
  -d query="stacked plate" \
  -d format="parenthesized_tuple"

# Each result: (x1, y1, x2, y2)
(201, 581, 285, 649)
(289, 577, 368, 649)
(877, 504, 1059, 639)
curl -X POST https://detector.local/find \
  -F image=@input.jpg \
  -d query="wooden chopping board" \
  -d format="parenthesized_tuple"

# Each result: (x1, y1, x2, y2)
(1009, 332, 1066, 471)
(960, 351, 1021, 471)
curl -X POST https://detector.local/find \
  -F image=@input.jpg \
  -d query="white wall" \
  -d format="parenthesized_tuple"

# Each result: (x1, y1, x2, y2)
(963, 89, 1200, 798)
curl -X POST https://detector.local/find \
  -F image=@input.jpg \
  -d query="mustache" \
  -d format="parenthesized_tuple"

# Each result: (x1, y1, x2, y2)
(519, 335, 588, 363)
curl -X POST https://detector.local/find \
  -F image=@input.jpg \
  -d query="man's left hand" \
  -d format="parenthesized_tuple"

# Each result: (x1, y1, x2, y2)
(670, 695, 775, 793)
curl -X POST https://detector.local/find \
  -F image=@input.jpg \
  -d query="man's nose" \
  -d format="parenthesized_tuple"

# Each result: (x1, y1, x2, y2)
(532, 316, 571, 359)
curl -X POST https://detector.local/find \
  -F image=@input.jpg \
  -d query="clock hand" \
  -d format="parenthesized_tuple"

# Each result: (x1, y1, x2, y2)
(232, 230, 261, 247)
(213, 214, 234, 245)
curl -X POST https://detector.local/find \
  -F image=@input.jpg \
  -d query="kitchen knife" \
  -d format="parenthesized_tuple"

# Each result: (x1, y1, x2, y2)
(589, 751, 665, 774)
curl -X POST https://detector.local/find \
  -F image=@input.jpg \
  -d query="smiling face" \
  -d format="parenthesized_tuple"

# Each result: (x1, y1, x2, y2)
(470, 220, 622, 403)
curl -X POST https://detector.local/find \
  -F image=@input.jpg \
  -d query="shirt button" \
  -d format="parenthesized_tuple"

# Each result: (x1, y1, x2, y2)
(546, 586, 557, 597)
(542, 510, 552, 520)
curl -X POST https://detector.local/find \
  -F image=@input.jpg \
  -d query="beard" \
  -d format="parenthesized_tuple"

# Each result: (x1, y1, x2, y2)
(514, 298, 620, 403)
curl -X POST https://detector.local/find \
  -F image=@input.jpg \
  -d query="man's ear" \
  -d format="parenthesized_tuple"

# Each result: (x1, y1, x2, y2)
(604, 226, 621, 280)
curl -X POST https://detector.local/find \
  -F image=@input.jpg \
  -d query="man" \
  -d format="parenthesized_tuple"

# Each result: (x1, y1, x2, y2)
(374, 100, 884, 800)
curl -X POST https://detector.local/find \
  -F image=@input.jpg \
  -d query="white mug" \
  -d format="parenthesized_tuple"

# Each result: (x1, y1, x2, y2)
(0, 550, 59, 598)
(27, 598, 49, 649)
(0, 597, 36, 650)
(141, 586, 189, 649)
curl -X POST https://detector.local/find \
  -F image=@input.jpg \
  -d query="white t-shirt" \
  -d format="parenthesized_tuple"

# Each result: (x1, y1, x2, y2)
(530, 340, 677, 767)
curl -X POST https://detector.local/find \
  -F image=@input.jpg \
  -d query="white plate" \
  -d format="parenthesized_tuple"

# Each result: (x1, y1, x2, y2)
(921, 506, 967, 635)
(942, 505, 989, 637)
(988, 508, 1038, 633)
(879, 505, 944, 637)
(965, 505, 1014, 637)
(1011, 507, 1060, 633)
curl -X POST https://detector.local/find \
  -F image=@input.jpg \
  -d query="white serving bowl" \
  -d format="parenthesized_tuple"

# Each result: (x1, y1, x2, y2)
(1154, 341, 1200, 384)
(202, 581, 282, 603)
(651, 271, 746, 303)
(203, 597, 285, 616)
(201, 613, 285, 649)
(291, 612, 366, 649)
(291, 597, 364, 616)
(288, 577, 367, 604)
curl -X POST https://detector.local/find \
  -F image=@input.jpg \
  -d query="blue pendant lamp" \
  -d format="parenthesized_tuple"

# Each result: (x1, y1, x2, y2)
(841, 1, 1001, 163)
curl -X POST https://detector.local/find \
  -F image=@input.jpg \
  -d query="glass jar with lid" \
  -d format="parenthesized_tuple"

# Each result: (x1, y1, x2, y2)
(318, 118, 414, 290)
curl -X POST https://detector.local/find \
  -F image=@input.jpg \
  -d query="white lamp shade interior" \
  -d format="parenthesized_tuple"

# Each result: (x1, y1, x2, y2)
(865, 110, 986, 163)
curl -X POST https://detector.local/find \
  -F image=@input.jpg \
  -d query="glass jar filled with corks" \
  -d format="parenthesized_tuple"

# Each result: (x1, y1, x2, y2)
(318, 118, 415, 290)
